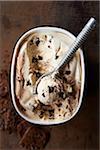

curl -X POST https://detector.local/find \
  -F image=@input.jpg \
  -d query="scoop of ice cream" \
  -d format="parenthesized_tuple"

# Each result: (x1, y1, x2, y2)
(37, 75, 63, 105)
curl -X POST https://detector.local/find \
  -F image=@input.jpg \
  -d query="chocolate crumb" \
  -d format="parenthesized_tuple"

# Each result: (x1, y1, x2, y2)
(26, 80, 31, 86)
(48, 86, 54, 93)
(32, 57, 38, 63)
(42, 93, 45, 97)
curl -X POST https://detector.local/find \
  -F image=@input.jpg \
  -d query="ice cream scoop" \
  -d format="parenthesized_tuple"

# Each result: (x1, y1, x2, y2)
(37, 74, 64, 105)
(33, 17, 96, 97)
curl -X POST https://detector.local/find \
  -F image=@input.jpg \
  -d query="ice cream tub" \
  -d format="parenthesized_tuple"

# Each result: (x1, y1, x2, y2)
(10, 26, 85, 125)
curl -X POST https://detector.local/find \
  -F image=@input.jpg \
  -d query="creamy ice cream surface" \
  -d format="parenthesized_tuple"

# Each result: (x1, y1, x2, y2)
(16, 31, 81, 121)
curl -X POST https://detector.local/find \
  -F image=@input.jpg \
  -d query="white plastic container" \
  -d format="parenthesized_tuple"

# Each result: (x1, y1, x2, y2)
(10, 27, 85, 125)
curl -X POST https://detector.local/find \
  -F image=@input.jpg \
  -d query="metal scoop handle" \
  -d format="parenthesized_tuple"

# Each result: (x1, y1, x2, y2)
(55, 17, 96, 71)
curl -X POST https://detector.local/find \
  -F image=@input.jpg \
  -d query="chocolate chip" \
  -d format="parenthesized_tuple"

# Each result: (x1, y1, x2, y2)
(66, 105, 68, 109)
(56, 103, 62, 107)
(55, 55, 59, 59)
(45, 35, 47, 39)
(49, 109, 54, 117)
(63, 77, 67, 81)
(39, 111, 44, 118)
(64, 112, 67, 117)
(65, 70, 71, 75)
(32, 57, 38, 63)
(49, 39, 52, 43)
(35, 72, 42, 78)
(42, 93, 45, 97)
(30, 39, 33, 45)
(48, 86, 54, 93)
(48, 45, 51, 48)
(35, 37, 40, 46)
(49, 109, 54, 114)
(38, 55, 43, 60)
(58, 92, 64, 98)
(26, 80, 31, 86)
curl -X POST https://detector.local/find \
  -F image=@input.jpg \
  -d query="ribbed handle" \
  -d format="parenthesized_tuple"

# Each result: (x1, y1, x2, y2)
(55, 17, 96, 71)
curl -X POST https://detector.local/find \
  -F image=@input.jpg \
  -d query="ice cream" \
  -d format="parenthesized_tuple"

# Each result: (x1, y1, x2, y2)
(15, 31, 81, 121)
(37, 74, 64, 105)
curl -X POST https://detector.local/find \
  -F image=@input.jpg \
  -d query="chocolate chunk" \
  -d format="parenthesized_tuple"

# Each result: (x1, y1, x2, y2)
(65, 70, 71, 75)
(38, 55, 43, 60)
(56, 103, 62, 107)
(35, 37, 40, 46)
(63, 77, 67, 81)
(42, 93, 45, 97)
(48, 86, 54, 93)
(32, 57, 38, 63)
(58, 92, 64, 98)
(49, 109, 54, 117)
(55, 55, 59, 59)
(39, 111, 44, 118)
(35, 72, 42, 78)
(26, 80, 31, 86)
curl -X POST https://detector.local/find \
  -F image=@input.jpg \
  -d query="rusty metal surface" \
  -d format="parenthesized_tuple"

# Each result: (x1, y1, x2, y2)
(0, 1, 99, 150)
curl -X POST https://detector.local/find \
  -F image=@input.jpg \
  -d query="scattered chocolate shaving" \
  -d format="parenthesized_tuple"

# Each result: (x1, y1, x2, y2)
(48, 86, 54, 93)
(19, 126, 50, 150)
(0, 70, 50, 150)
(0, 70, 8, 97)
